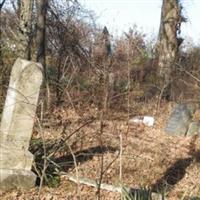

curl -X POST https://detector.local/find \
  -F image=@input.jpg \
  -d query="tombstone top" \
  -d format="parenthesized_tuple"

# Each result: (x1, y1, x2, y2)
(0, 58, 43, 149)
(165, 103, 197, 136)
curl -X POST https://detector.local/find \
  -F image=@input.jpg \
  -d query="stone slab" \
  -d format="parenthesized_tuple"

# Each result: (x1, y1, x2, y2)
(0, 58, 43, 150)
(186, 121, 200, 136)
(165, 104, 193, 136)
(0, 58, 43, 190)
(0, 168, 36, 190)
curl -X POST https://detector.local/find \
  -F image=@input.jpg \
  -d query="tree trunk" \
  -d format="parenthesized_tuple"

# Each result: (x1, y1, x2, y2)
(18, 0, 33, 59)
(0, 0, 6, 65)
(157, 0, 183, 85)
(36, 0, 50, 107)
(36, 0, 47, 70)
(0, 0, 6, 104)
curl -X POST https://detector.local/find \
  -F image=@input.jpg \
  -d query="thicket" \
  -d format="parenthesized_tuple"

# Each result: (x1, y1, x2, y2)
(1, 1, 200, 114)
(1, 1, 200, 199)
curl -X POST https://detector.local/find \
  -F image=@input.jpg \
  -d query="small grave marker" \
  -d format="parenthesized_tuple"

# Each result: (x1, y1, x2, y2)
(165, 104, 195, 136)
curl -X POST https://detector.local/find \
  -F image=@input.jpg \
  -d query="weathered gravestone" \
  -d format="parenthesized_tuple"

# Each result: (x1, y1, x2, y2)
(0, 58, 43, 190)
(165, 104, 196, 136)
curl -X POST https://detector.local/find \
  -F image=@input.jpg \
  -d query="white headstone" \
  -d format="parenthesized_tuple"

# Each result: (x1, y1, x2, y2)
(0, 58, 43, 190)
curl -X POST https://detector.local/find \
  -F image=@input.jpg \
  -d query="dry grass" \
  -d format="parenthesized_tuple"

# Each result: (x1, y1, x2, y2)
(1, 101, 200, 200)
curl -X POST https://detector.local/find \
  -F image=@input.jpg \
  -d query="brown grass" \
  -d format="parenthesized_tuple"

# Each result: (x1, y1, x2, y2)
(1, 101, 200, 200)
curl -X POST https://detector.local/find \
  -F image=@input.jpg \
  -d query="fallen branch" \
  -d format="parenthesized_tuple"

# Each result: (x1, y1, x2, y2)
(60, 172, 122, 193)
(176, 63, 200, 84)
(60, 173, 165, 200)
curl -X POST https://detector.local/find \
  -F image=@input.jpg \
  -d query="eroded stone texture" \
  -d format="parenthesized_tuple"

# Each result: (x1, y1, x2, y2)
(0, 169, 36, 190)
(0, 58, 43, 190)
(165, 104, 195, 136)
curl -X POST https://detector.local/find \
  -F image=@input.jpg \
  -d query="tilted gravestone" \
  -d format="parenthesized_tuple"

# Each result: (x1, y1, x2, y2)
(0, 58, 43, 190)
(165, 104, 196, 136)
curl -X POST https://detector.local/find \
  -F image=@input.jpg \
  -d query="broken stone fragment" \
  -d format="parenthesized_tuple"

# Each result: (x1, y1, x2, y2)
(129, 116, 154, 127)
(186, 121, 200, 136)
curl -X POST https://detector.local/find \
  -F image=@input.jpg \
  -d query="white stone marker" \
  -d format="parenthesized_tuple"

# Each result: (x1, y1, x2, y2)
(0, 58, 43, 190)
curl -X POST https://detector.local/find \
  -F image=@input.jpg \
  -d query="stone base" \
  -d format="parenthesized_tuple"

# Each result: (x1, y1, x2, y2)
(0, 146, 34, 170)
(0, 168, 36, 190)
(0, 146, 36, 190)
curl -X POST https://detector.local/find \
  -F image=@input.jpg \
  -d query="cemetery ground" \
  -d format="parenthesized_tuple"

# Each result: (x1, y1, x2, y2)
(1, 100, 200, 200)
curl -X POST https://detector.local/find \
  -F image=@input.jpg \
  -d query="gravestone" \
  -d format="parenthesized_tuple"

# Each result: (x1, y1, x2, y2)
(165, 104, 196, 136)
(0, 58, 43, 190)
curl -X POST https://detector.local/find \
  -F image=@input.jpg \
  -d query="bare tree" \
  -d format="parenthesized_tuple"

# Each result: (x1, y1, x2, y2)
(0, 0, 6, 10)
(0, 0, 6, 102)
(36, 0, 48, 70)
(36, 0, 50, 106)
(157, 0, 185, 91)
(18, 0, 33, 59)
(0, 0, 6, 65)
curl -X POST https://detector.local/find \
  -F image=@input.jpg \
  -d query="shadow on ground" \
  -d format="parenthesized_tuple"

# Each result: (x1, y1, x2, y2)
(151, 157, 193, 192)
(30, 138, 118, 186)
(30, 138, 118, 172)
(151, 135, 200, 194)
(54, 145, 118, 171)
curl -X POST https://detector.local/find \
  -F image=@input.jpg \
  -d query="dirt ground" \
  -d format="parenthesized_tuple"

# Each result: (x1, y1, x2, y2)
(1, 101, 200, 200)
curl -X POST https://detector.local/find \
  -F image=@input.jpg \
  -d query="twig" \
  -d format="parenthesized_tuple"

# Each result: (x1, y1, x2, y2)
(48, 118, 96, 158)
(34, 116, 48, 198)
(96, 112, 105, 200)
(63, 118, 96, 142)
(119, 130, 123, 189)
(176, 63, 200, 83)
(32, 161, 42, 180)
(101, 150, 120, 175)
(66, 142, 81, 199)
(96, 59, 110, 199)
(157, 82, 167, 110)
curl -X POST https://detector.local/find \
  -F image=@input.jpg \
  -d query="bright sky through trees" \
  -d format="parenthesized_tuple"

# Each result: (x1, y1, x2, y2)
(80, 0, 200, 44)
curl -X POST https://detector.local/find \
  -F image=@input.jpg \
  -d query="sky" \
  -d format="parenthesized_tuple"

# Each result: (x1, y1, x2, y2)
(80, 0, 200, 45)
